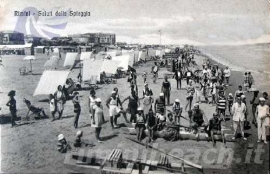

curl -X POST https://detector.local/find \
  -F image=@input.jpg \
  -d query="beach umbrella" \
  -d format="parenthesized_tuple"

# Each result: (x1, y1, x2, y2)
(23, 55, 36, 73)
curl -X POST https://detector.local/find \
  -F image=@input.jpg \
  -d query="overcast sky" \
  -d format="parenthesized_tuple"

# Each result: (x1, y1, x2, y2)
(0, 0, 269, 45)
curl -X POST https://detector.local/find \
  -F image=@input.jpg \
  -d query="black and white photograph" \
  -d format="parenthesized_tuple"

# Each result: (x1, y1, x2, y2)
(0, 0, 269, 173)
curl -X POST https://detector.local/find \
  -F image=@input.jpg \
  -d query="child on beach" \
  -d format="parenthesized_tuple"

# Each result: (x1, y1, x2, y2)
(49, 94, 56, 121)
(227, 93, 234, 115)
(142, 71, 147, 84)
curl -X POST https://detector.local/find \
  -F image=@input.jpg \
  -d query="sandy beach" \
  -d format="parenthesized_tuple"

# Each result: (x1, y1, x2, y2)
(0, 51, 269, 173)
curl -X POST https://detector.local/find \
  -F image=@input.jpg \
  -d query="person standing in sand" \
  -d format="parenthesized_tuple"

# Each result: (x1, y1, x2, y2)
(185, 81, 195, 111)
(92, 98, 105, 143)
(88, 88, 97, 120)
(231, 97, 247, 140)
(161, 76, 171, 105)
(49, 94, 56, 121)
(54, 85, 66, 119)
(223, 66, 231, 85)
(173, 69, 183, 89)
(6, 90, 17, 127)
(73, 92, 81, 129)
(255, 97, 269, 144)
(247, 72, 254, 90)
(122, 91, 139, 123)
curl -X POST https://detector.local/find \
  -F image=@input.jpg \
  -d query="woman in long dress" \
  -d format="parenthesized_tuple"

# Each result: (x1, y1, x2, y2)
(91, 98, 105, 143)
(54, 85, 66, 119)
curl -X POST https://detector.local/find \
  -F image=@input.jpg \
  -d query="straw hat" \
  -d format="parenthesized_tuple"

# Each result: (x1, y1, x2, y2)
(175, 99, 180, 103)
(111, 91, 116, 94)
(95, 98, 101, 102)
(8, 90, 16, 97)
(76, 130, 83, 137)
(229, 93, 233, 96)
(137, 107, 143, 111)
(58, 134, 65, 141)
(259, 97, 265, 101)
(159, 93, 164, 97)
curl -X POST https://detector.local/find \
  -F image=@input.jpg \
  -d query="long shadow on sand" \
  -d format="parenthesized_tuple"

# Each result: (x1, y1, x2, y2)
(101, 134, 118, 141)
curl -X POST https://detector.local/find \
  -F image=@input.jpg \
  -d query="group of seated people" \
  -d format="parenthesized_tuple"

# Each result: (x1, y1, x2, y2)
(134, 102, 222, 146)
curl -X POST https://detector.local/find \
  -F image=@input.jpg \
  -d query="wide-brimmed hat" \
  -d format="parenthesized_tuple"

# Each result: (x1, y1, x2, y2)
(58, 134, 65, 141)
(259, 97, 266, 101)
(76, 130, 83, 137)
(137, 107, 143, 111)
(95, 98, 101, 103)
(8, 90, 16, 97)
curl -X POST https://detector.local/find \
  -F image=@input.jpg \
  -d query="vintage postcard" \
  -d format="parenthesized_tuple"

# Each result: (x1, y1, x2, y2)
(0, 0, 269, 173)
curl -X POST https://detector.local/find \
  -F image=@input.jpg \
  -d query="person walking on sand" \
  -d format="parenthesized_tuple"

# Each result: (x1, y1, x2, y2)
(106, 91, 129, 129)
(92, 98, 105, 143)
(122, 91, 139, 123)
(161, 76, 171, 105)
(141, 90, 153, 116)
(194, 80, 202, 103)
(152, 62, 159, 83)
(231, 97, 247, 140)
(88, 89, 97, 124)
(142, 71, 147, 84)
(223, 66, 231, 85)
(54, 85, 66, 119)
(185, 81, 195, 111)
(135, 107, 146, 142)
(247, 72, 254, 90)
(73, 92, 81, 129)
(173, 69, 183, 89)
(255, 97, 269, 144)
(6, 90, 17, 127)
(184, 68, 193, 86)
(49, 94, 56, 121)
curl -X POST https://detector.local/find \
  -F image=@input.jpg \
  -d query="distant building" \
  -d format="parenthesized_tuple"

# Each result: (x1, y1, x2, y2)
(80, 33, 116, 45)
(0, 30, 25, 45)
(24, 35, 42, 45)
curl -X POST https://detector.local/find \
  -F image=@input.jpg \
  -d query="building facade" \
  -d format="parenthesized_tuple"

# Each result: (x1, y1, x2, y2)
(0, 31, 25, 45)
(81, 33, 116, 45)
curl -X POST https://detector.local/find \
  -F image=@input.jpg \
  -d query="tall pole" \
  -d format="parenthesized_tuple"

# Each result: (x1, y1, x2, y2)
(159, 30, 161, 45)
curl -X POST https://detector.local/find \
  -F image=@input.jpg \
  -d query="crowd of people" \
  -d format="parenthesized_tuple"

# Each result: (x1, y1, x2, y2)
(3, 47, 270, 152)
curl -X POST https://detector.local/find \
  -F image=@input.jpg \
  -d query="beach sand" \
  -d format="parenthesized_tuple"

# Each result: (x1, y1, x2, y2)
(0, 52, 269, 173)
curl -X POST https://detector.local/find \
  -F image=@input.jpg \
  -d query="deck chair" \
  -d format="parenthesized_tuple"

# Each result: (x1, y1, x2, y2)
(23, 99, 47, 119)
(19, 67, 28, 75)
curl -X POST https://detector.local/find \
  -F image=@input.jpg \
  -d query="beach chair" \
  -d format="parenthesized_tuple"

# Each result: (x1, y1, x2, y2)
(19, 66, 28, 75)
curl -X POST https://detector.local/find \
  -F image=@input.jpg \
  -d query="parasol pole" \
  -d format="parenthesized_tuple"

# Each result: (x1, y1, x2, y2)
(30, 59, 33, 73)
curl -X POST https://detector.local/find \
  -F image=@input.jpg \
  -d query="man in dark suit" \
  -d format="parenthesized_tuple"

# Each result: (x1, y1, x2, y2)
(173, 69, 183, 90)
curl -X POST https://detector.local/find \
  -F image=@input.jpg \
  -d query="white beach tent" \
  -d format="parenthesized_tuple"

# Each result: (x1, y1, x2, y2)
(44, 56, 59, 69)
(80, 52, 93, 61)
(101, 59, 120, 74)
(138, 51, 146, 61)
(106, 50, 121, 57)
(112, 55, 130, 71)
(33, 70, 70, 96)
(63, 52, 78, 68)
(122, 51, 135, 66)
(134, 50, 139, 63)
(83, 59, 103, 84)
(53, 48, 59, 53)
(156, 49, 165, 58)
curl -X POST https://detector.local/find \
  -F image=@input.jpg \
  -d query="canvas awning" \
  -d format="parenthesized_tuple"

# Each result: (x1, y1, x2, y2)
(80, 52, 93, 61)
(33, 70, 70, 96)
(101, 60, 120, 74)
(138, 51, 146, 61)
(44, 56, 59, 69)
(83, 59, 103, 83)
(63, 53, 78, 68)
(112, 55, 130, 71)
